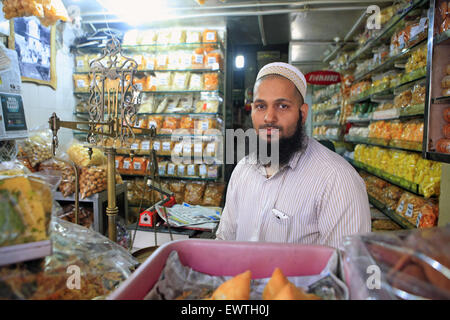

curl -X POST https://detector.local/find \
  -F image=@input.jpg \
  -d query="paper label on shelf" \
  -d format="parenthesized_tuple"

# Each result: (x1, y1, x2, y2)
(148, 121, 157, 129)
(183, 144, 192, 153)
(115, 160, 119, 168)
(134, 56, 143, 64)
(174, 143, 183, 153)
(187, 165, 195, 176)
(178, 164, 185, 175)
(134, 162, 142, 170)
(206, 143, 215, 153)
(77, 79, 87, 87)
(157, 55, 167, 66)
(162, 142, 171, 151)
(396, 200, 405, 213)
(141, 141, 150, 150)
(158, 166, 165, 176)
(207, 57, 217, 66)
(416, 213, 422, 228)
(131, 143, 139, 150)
(201, 121, 209, 130)
(206, 32, 215, 41)
(199, 164, 207, 176)
(194, 143, 203, 153)
(405, 204, 414, 218)
(174, 74, 187, 88)
(208, 166, 218, 178)
(146, 60, 155, 70)
(153, 141, 161, 150)
(123, 160, 131, 169)
(158, 74, 170, 86)
(167, 163, 175, 175)
(190, 74, 201, 88)
(194, 54, 203, 64)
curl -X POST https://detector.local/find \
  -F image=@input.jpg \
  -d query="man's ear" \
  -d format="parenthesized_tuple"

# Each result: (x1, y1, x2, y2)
(300, 103, 309, 124)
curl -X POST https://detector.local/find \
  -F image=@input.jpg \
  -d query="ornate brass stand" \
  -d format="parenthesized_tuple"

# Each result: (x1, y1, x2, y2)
(49, 38, 158, 242)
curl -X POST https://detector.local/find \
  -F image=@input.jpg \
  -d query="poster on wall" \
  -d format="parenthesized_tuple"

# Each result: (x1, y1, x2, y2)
(8, 16, 56, 89)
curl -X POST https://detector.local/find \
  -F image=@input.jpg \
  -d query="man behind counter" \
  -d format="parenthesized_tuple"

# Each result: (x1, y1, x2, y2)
(216, 62, 371, 249)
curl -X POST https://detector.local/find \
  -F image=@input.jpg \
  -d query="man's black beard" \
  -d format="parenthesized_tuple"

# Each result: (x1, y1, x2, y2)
(253, 114, 307, 167)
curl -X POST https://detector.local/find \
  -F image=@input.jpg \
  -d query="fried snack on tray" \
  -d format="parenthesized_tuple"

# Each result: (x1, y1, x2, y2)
(210, 270, 252, 300)
(263, 268, 321, 300)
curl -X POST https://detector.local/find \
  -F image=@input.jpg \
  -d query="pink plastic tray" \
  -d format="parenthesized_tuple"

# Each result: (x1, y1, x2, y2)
(108, 239, 336, 300)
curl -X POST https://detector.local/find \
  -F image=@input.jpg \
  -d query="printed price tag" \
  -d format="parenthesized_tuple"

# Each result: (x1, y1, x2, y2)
(199, 164, 207, 176)
(396, 200, 405, 213)
(153, 141, 161, 150)
(201, 121, 209, 131)
(174, 143, 183, 153)
(146, 61, 155, 70)
(405, 204, 414, 218)
(115, 160, 120, 168)
(195, 54, 204, 64)
(157, 55, 167, 66)
(183, 144, 192, 153)
(207, 57, 216, 66)
(163, 142, 171, 151)
(178, 165, 185, 175)
(207, 143, 215, 153)
(194, 143, 203, 153)
(134, 162, 142, 170)
(187, 165, 195, 176)
(206, 32, 215, 41)
(167, 164, 175, 175)
(77, 80, 87, 87)
(141, 141, 150, 150)
(123, 161, 130, 169)
(131, 143, 139, 150)
(416, 213, 422, 228)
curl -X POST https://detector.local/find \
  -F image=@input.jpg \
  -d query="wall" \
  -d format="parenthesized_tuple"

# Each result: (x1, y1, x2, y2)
(21, 23, 76, 148)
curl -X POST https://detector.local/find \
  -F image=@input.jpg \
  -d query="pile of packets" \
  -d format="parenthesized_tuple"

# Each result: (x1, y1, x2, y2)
(360, 172, 438, 228)
(2, 0, 70, 26)
(354, 144, 441, 197)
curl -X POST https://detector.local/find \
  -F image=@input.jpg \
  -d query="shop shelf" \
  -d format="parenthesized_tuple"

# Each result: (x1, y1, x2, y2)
(351, 159, 422, 196)
(312, 120, 341, 126)
(353, 38, 427, 82)
(431, 96, 450, 104)
(74, 89, 223, 95)
(76, 41, 226, 53)
(435, 29, 450, 46)
(313, 135, 342, 142)
(425, 151, 450, 163)
(74, 111, 223, 117)
(120, 173, 220, 181)
(73, 68, 223, 75)
(367, 195, 416, 229)
(346, 116, 371, 124)
(344, 135, 422, 153)
(0, 240, 52, 267)
(312, 106, 340, 115)
(399, 103, 425, 116)
(346, 0, 428, 66)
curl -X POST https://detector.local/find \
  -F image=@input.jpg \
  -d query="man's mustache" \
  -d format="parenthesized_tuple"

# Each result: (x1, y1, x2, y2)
(258, 124, 282, 131)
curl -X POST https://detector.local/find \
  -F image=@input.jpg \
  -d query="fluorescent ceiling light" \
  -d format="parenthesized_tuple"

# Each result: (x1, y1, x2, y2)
(235, 55, 244, 69)
(97, 0, 174, 26)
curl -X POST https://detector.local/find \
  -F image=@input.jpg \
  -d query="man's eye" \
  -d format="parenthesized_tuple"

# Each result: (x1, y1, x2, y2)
(279, 104, 289, 109)
(255, 104, 265, 110)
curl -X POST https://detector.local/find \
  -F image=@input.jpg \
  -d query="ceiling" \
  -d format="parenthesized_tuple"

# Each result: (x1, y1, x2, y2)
(62, 0, 393, 73)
